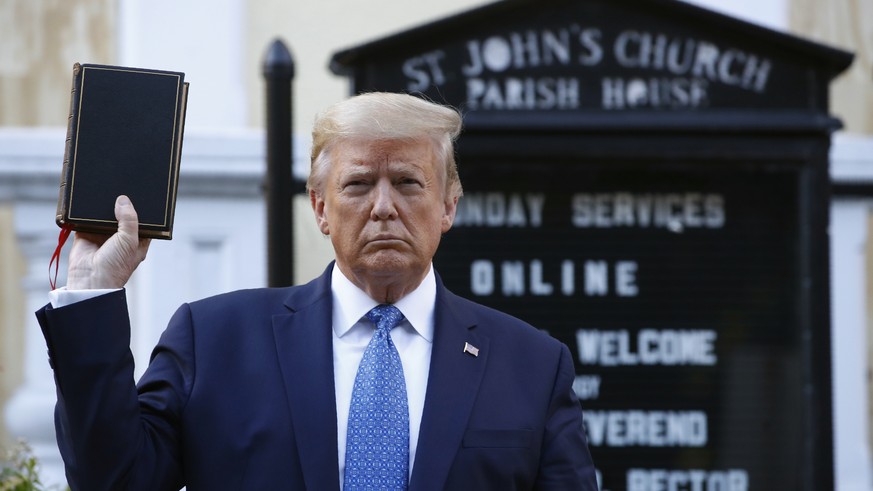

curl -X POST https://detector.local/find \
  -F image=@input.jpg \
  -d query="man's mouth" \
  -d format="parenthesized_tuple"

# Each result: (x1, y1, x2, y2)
(371, 233, 402, 242)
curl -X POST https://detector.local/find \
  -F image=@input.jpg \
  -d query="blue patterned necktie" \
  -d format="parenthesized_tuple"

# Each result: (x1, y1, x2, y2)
(344, 304, 409, 491)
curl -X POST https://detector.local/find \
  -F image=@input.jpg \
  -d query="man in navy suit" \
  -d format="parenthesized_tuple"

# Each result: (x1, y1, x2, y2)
(37, 92, 598, 490)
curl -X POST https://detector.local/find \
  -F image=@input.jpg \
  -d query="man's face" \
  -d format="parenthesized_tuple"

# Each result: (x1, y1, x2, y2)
(311, 137, 457, 297)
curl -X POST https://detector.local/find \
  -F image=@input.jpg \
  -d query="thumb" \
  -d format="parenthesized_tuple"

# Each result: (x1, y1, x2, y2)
(94, 194, 150, 288)
(115, 195, 139, 237)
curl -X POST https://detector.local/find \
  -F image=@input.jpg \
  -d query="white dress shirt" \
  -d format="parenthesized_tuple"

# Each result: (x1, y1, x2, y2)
(49, 286, 118, 308)
(330, 264, 435, 489)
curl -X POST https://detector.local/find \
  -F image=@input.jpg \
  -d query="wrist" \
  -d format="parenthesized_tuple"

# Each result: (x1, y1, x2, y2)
(65, 269, 93, 290)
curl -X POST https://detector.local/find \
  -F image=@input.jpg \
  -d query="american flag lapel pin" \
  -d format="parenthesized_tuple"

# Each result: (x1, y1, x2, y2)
(463, 342, 480, 357)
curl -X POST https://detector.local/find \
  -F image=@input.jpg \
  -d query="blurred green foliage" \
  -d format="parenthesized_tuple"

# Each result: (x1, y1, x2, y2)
(0, 440, 68, 491)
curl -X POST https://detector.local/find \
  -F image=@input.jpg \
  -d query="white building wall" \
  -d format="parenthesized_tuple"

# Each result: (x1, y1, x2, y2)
(832, 198, 873, 491)
(118, 0, 248, 129)
(831, 135, 873, 491)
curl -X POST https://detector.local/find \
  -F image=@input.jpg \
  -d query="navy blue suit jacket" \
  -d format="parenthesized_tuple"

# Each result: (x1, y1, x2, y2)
(37, 265, 597, 490)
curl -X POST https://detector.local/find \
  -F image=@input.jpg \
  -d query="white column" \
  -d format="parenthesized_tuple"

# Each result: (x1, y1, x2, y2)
(118, 0, 247, 129)
(830, 200, 873, 491)
(831, 134, 873, 491)
(4, 204, 69, 489)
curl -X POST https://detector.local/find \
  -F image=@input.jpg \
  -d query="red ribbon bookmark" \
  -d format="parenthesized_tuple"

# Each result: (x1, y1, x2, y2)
(49, 227, 72, 290)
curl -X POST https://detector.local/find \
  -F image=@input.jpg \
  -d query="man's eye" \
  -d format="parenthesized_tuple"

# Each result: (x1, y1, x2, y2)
(398, 178, 421, 186)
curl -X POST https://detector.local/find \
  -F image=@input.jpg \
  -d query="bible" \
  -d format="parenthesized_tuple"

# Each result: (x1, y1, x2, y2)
(56, 63, 189, 239)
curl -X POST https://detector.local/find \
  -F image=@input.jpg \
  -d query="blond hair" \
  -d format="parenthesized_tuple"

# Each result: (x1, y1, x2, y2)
(308, 92, 463, 199)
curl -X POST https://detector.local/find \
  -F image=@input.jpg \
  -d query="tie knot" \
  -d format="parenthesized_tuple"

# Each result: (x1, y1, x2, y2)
(366, 304, 404, 333)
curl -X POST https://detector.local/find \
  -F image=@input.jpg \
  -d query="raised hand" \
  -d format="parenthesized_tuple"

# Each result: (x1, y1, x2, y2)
(66, 195, 152, 290)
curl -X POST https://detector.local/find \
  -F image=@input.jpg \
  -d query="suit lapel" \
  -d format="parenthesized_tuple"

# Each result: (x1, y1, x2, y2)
(272, 268, 340, 491)
(271, 267, 489, 491)
(409, 284, 490, 491)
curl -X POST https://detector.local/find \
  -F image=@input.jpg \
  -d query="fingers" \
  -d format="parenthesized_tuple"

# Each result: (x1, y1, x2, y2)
(137, 237, 152, 264)
(66, 196, 151, 290)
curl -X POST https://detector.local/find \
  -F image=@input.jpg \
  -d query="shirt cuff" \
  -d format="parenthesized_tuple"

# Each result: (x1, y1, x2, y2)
(49, 286, 122, 308)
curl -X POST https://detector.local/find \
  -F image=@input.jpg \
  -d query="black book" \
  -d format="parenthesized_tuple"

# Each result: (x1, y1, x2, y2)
(56, 63, 189, 239)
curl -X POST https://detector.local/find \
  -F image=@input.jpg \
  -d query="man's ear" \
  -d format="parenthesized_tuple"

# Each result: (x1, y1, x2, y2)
(441, 195, 459, 233)
(310, 190, 330, 235)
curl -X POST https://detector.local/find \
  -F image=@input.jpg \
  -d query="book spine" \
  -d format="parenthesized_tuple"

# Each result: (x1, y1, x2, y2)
(56, 63, 83, 228)
(163, 81, 190, 240)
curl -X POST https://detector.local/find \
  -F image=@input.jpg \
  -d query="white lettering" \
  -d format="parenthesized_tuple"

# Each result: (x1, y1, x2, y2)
(601, 76, 709, 109)
(483, 36, 513, 72)
(627, 468, 749, 491)
(402, 50, 447, 92)
(706, 194, 725, 227)
(576, 329, 717, 366)
(572, 375, 601, 400)
(668, 39, 695, 74)
(607, 29, 772, 102)
(529, 259, 554, 295)
(465, 78, 487, 105)
(456, 27, 773, 112)
(612, 29, 772, 92)
(542, 29, 571, 65)
(602, 77, 625, 109)
(403, 57, 430, 93)
(485, 193, 506, 226)
(584, 411, 708, 447)
(614, 193, 635, 226)
(743, 56, 771, 93)
(462, 41, 483, 77)
(577, 28, 603, 65)
(501, 261, 525, 296)
(615, 30, 642, 67)
(511, 31, 541, 68)
(470, 260, 494, 296)
(585, 261, 609, 296)
(463, 27, 581, 76)
(718, 49, 744, 86)
(684, 193, 704, 227)
(455, 192, 546, 227)
(615, 261, 638, 297)
(585, 411, 607, 446)
(561, 260, 575, 296)
(469, 260, 639, 298)
(692, 42, 720, 80)
(572, 192, 726, 229)
(466, 77, 580, 110)
(577, 330, 601, 364)
(526, 194, 545, 227)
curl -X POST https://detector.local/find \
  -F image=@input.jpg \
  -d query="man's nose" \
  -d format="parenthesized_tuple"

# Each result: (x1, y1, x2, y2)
(371, 181, 398, 219)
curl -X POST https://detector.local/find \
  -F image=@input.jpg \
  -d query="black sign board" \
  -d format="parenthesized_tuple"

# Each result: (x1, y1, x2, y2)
(332, 0, 849, 113)
(329, 1, 853, 490)
(439, 153, 803, 491)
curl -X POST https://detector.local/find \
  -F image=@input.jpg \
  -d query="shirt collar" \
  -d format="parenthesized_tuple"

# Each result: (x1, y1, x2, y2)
(331, 263, 436, 342)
